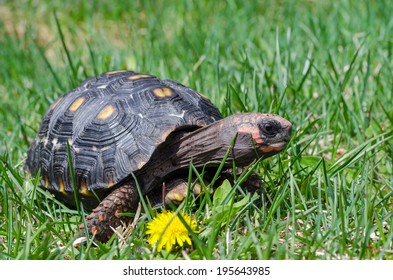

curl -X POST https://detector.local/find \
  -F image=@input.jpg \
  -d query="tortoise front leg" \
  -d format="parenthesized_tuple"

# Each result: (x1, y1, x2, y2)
(78, 183, 139, 243)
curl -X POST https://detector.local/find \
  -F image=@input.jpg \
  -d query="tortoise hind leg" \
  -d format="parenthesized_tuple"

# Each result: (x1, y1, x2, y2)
(164, 178, 204, 205)
(147, 178, 207, 208)
(78, 183, 139, 243)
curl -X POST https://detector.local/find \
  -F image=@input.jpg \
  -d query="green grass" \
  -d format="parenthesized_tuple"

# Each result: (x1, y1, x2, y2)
(1, 0, 392, 260)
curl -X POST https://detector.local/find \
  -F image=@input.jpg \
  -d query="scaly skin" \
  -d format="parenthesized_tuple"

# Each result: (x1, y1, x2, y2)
(78, 184, 138, 243)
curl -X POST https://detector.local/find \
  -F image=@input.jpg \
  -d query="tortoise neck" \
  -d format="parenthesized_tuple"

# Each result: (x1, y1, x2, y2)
(154, 119, 235, 169)
(170, 119, 230, 166)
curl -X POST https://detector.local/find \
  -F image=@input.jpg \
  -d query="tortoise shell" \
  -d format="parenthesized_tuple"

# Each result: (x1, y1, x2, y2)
(25, 70, 222, 209)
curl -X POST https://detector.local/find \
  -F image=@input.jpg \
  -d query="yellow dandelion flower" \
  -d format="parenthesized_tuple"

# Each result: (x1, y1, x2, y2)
(146, 211, 197, 252)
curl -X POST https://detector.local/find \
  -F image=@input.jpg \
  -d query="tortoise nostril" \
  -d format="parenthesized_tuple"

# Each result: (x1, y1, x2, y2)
(287, 124, 292, 136)
(285, 124, 293, 141)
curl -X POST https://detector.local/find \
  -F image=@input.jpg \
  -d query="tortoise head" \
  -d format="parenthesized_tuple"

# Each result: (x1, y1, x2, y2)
(219, 113, 292, 166)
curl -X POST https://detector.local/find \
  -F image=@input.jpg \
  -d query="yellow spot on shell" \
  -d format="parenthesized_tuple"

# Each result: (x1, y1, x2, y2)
(135, 158, 146, 170)
(127, 74, 151, 80)
(159, 128, 174, 141)
(197, 91, 209, 100)
(152, 87, 174, 98)
(107, 178, 116, 188)
(107, 70, 127, 75)
(69, 97, 85, 112)
(44, 177, 49, 189)
(58, 178, 66, 195)
(51, 97, 63, 110)
(79, 180, 90, 196)
(97, 105, 115, 120)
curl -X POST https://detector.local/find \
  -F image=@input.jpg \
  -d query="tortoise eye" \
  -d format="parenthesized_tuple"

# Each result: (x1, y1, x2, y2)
(260, 120, 279, 137)
(264, 123, 274, 133)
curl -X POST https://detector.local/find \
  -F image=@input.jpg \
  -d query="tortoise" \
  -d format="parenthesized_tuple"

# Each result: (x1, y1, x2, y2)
(25, 70, 292, 242)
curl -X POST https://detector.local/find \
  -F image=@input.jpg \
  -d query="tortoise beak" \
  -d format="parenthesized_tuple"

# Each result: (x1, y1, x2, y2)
(271, 121, 292, 151)
(278, 118, 292, 143)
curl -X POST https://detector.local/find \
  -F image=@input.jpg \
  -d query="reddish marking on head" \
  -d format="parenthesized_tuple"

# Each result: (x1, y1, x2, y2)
(252, 131, 264, 144)
(237, 125, 264, 144)
(278, 117, 292, 130)
(258, 144, 285, 153)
